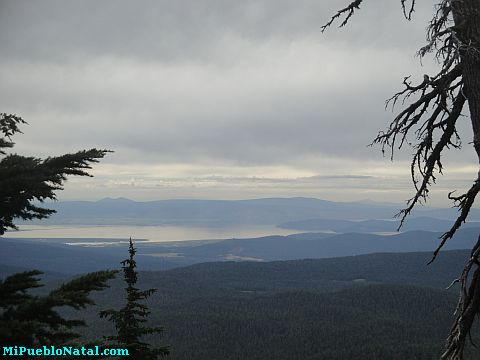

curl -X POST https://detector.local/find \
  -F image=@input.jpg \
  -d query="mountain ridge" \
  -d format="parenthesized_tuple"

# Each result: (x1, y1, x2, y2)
(23, 197, 480, 226)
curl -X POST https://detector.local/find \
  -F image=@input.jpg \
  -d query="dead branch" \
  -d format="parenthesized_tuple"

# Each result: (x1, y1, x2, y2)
(371, 64, 465, 232)
(321, 0, 417, 33)
(323, 2, 480, 358)
(401, 0, 416, 20)
(430, 180, 480, 264)
(441, 237, 480, 359)
(321, 0, 364, 32)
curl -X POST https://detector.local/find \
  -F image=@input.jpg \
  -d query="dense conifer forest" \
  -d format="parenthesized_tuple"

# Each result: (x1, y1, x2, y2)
(47, 250, 479, 360)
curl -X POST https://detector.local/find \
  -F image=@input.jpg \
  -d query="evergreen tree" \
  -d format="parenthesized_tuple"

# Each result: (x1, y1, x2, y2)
(0, 113, 111, 235)
(0, 113, 115, 354)
(0, 270, 116, 348)
(100, 238, 169, 359)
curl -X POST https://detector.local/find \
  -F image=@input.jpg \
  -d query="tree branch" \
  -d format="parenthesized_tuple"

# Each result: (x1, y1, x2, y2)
(321, 0, 364, 32)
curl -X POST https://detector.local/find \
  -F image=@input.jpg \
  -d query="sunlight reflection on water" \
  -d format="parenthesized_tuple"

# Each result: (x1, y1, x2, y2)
(5, 224, 298, 244)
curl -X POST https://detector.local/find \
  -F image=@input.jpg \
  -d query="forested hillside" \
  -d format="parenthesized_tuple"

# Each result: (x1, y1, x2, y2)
(158, 285, 467, 360)
(60, 250, 480, 359)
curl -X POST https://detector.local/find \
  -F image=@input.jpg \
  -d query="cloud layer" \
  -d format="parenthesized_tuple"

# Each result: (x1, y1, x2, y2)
(1, 0, 476, 204)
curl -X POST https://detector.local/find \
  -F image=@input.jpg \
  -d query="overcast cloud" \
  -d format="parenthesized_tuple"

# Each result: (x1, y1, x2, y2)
(0, 0, 476, 204)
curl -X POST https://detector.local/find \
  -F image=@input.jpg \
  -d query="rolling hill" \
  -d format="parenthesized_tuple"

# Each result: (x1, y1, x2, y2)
(2, 227, 479, 273)
(49, 249, 479, 360)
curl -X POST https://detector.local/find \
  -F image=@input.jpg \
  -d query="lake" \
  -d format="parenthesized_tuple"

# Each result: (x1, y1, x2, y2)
(4, 224, 298, 244)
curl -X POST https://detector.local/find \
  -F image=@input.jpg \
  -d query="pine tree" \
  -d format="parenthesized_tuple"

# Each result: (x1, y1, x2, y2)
(100, 238, 169, 359)
(0, 113, 111, 235)
(0, 270, 116, 347)
(0, 113, 115, 354)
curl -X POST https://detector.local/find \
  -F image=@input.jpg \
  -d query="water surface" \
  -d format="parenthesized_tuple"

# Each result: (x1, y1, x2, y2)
(5, 224, 297, 243)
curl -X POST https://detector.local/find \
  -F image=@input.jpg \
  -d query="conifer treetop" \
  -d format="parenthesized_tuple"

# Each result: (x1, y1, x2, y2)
(0, 113, 112, 235)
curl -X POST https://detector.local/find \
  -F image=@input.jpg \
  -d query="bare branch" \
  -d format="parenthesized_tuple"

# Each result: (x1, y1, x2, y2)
(401, 0, 416, 20)
(442, 237, 480, 359)
(429, 180, 480, 264)
(321, 0, 364, 32)
(371, 64, 465, 233)
(323, 2, 480, 357)
(321, 0, 418, 32)
(395, 91, 466, 228)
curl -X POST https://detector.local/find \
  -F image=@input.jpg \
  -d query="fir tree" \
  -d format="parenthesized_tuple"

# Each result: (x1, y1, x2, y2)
(0, 270, 116, 347)
(0, 113, 115, 354)
(0, 113, 111, 235)
(100, 238, 169, 359)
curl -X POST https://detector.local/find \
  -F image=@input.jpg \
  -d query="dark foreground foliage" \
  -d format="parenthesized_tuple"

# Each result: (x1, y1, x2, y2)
(0, 113, 111, 235)
(100, 239, 169, 359)
(0, 270, 116, 348)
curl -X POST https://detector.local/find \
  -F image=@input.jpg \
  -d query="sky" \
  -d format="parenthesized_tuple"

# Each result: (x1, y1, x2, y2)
(0, 0, 477, 205)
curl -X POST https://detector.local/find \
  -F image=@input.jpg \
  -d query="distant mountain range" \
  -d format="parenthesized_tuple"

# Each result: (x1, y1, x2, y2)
(278, 216, 480, 233)
(21, 197, 480, 226)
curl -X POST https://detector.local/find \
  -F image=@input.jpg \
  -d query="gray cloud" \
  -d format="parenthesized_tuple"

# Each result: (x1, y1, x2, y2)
(1, 0, 474, 204)
(0, 0, 434, 63)
(0, 50, 432, 165)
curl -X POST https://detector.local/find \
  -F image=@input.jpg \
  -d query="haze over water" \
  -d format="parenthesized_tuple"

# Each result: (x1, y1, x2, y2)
(5, 224, 298, 243)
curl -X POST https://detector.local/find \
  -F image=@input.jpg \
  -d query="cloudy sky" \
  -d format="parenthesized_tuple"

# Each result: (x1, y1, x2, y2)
(0, 0, 477, 204)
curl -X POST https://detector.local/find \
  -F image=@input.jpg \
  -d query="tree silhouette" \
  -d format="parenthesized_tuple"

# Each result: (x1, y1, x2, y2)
(0, 270, 117, 356)
(322, 1, 480, 358)
(0, 113, 115, 354)
(100, 238, 169, 359)
(0, 113, 111, 235)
